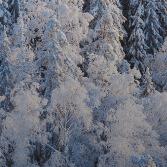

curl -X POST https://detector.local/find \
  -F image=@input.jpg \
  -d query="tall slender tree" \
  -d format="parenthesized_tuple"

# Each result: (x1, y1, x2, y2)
(128, 2, 147, 72)
(144, 0, 163, 54)
(0, 29, 13, 112)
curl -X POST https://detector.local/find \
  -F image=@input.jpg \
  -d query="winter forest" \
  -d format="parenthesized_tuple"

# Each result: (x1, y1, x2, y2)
(1, 0, 167, 167)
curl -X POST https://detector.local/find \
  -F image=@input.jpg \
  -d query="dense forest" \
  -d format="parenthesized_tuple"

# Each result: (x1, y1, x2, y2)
(0, 0, 167, 166)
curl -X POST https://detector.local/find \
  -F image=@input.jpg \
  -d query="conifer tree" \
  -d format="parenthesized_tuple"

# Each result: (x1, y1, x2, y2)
(0, 0, 11, 28)
(0, 0, 167, 166)
(0, 29, 13, 112)
(8, 0, 20, 22)
(157, 0, 167, 32)
(128, 2, 147, 72)
(144, 0, 163, 54)
(142, 67, 155, 96)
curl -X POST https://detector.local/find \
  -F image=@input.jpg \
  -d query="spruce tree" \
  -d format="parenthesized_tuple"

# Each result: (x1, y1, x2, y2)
(0, 29, 13, 112)
(128, 2, 147, 72)
(157, 0, 167, 32)
(144, 0, 163, 54)
(142, 67, 155, 96)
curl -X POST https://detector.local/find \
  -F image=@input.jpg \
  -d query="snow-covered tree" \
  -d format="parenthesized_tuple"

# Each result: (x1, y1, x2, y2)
(157, 0, 167, 33)
(128, 2, 147, 72)
(141, 67, 155, 96)
(95, 99, 161, 166)
(8, 0, 20, 22)
(0, 82, 46, 167)
(0, 29, 13, 112)
(0, 0, 167, 166)
(144, 0, 163, 54)
(45, 78, 92, 167)
(0, 0, 11, 29)
(82, 0, 125, 62)
(144, 39, 167, 92)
